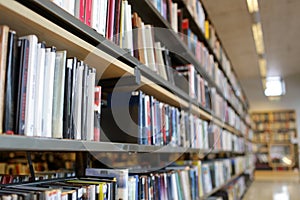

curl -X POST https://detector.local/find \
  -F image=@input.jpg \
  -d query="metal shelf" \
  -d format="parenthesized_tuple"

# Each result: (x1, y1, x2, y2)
(0, 135, 245, 155)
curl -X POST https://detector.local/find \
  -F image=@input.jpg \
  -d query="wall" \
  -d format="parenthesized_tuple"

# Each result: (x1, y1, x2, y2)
(241, 73, 300, 168)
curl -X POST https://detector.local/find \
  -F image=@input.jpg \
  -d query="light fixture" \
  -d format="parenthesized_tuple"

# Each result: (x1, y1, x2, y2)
(252, 23, 265, 55)
(258, 58, 267, 77)
(282, 156, 292, 165)
(246, 0, 259, 13)
(264, 76, 286, 97)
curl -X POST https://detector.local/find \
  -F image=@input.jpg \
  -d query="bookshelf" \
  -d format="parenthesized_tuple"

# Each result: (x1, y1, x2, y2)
(251, 110, 298, 170)
(0, 0, 254, 198)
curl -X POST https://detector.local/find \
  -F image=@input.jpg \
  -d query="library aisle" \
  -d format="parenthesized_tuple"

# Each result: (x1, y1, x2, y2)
(242, 181, 300, 200)
(243, 171, 300, 200)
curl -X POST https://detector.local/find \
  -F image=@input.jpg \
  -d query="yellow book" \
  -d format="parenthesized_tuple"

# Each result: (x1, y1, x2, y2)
(205, 20, 210, 40)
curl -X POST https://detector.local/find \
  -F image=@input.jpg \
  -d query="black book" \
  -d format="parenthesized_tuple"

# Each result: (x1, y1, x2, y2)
(162, 49, 175, 85)
(15, 39, 29, 135)
(63, 57, 77, 139)
(101, 91, 143, 144)
(4, 30, 19, 134)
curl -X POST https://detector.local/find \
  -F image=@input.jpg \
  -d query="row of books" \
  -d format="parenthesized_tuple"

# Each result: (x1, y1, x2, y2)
(0, 171, 75, 185)
(86, 157, 248, 200)
(254, 121, 296, 131)
(181, 0, 247, 108)
(51, 0, 247, 120)
(207, 124, 245, 153)
(51, 0, 178, 84)
(252, 111, 296, 122)
(0, 25, 102, 141)
(0, 177, 117, 200)
(101, 90, 210, 148)
(101, 90, 246, 150)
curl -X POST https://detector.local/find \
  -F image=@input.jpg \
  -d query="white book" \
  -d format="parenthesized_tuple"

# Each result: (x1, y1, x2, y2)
(74, 0, 80, 19)
(99, 0, 108, 37)
(51, 0, 63, 7)
(170, 173, 179, 200)
(19, 35, 38, 137)
(154, 42, 168, 80)
(91, 0, 101, 33)
(171, 3, 178, 32)
(180, 170, 191, 200)
(63, 0, 75, 15)
(34, 43, 46, 137)
(126, 4, 133, 56)
(119, 0, 126, 48)
(86, 68, 95, 141)
(140, 22, 148, 65)
(42, 47, 56, 138)
(52, 51, 67, 138)
(74, 62, 83, 140)
(144, 25, 157, 72)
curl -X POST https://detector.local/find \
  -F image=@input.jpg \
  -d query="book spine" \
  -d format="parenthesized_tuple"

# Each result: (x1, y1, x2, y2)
(15, 39, 29, 135)
(94, 86, 101, 142)
(85, 0, 92, 26)
(33, 42, 46, 137)
(0, 26, 9, 134)
(79, 0, 86, 23)
(42, 47, 56, 138)
(19, 35, 38, 137)
(99, 0, 108, 37)
(74, 62, 83, 140)
(63, 58, 73, 139)
(113, 0, 122, 45)
(52, 50, 67, 138)
(91, 0, 100, 33)
(86, 68, 95, 141)
(81, 64, 88, 140)
(4, 30, 17, 134)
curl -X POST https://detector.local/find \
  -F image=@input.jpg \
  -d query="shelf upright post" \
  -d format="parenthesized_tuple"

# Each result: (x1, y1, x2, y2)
(26, 152, 35, 181)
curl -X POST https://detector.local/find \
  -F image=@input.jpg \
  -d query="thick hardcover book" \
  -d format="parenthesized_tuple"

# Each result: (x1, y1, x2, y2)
(4, 30, 18, 134)
(101, 91, 143, 144)
(34, 42, 46, 137)
(0, 25, 9, 134)
(42, 47, 56, 138)
(52, 50, 67, 138)
(15, 39, 29, 135)
(19, 35, 38, 137)
(144, 25, 157, 72)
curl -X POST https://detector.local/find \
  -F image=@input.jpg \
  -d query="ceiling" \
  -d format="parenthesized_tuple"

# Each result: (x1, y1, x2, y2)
(201, 0, 300, 112)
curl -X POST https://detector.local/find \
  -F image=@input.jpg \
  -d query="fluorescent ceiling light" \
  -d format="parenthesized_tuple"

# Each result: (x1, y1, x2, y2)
(252, 23, 265, 54)
(264, 76, 286, 97)
(259, 58, 267, 77)
(247, 0, 259, 13)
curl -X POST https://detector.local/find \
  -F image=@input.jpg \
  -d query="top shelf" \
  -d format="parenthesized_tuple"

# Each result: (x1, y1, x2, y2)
(127, 0, 249, 124)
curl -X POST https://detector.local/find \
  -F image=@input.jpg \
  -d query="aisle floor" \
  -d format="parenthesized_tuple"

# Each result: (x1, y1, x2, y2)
(243, 178, 300, 200)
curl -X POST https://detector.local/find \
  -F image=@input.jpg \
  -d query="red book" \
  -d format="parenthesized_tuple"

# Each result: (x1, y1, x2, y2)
(107, 0, 116, 40)
(85, 0, 92, 26)
(182, 18, 189, 45)
(79, 0, 85, 23)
